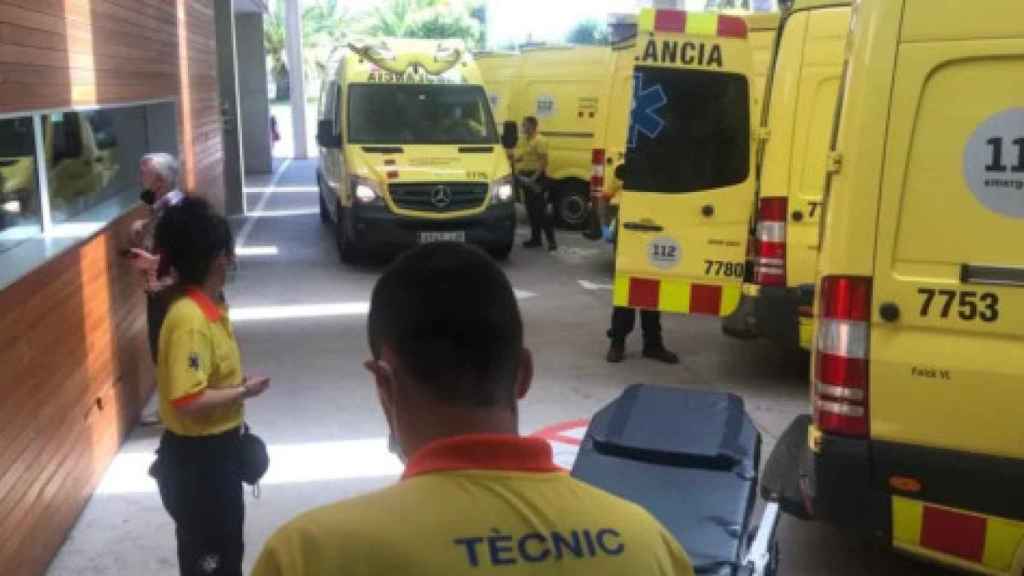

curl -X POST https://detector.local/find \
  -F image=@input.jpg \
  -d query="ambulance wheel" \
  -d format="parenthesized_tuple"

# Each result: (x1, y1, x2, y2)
(335, 205, 365, 265)
(318, 188, 330, 224)
(555, 181, 589, 230)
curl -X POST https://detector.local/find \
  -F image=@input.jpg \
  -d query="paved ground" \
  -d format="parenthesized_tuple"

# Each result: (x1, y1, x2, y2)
(48, 159, 953, 575)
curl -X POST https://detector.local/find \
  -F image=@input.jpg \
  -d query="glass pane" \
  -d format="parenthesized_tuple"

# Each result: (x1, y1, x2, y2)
(45, 106, 150, 224)
(347, 84, 498, 145)
(0, 116, 41, 253)
(624, 67, 750, 193)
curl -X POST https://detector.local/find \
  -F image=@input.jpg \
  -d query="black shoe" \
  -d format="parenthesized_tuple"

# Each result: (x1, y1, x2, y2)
(606, 342, 625, 363)
(547, 243, 558, 252)
(643, 346, 679, 364)
(522, 239, 542, 248)
(582, 229, 602, 240)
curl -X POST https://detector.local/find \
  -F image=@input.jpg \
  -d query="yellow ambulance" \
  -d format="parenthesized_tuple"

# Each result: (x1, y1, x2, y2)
(591, 12, 778, 234)
(764, 1, 1024, 574)
(478, 45, 619, 229)
(473, 50, 520, 126)
(611, 9, 758, 317)
(725, 0, 852, 348)
(316, 38, 516, 263)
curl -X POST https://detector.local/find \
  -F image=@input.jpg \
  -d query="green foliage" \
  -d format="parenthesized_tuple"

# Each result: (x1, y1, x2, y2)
(263, 0, 486, 98)
(566, 19, 610, 46)
(362, 0, 483, 47)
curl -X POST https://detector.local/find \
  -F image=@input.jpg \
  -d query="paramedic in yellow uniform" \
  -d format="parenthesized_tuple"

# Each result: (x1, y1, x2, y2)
(253, 243, 693, 576)
(514, 116, 557, 251)
(150, 198, 270, 576)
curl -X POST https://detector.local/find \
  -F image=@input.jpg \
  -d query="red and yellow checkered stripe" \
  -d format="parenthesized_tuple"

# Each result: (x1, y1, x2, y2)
(614, 276, 741, 317)
(893, 496, 1024, 574)
(638, 9, 748, 39)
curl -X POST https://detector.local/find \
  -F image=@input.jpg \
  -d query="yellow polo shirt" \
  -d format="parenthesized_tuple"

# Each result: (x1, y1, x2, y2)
(514, 134, 549, 174)
(252, 435, 694, 576)
(157, 288, 243, 437)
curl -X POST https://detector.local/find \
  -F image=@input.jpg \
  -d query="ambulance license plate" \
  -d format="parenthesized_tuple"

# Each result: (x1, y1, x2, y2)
(418, 231, 465, 243)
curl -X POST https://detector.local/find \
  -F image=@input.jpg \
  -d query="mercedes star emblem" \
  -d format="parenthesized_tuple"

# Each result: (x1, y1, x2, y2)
(431, 185, 453, 208)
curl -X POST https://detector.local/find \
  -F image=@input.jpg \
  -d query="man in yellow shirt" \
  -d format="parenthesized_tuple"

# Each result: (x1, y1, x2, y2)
(513, 116, 557, 251)
(253, 243, 693, 576)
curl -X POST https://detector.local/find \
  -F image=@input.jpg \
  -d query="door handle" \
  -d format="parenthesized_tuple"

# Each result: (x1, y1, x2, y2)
(622, 221, 664, 233)
(879, 302, 900, 322)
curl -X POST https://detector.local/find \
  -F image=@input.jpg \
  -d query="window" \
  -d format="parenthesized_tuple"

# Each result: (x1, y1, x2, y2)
(45, 105, 158, 225)
(624, 67, 749, 193)
(0, 100, 178, 288)
(0, 116, 41, 254)
(348, 84, 498, 145)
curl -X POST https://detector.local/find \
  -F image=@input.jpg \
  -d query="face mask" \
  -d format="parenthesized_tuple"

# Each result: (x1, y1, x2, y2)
(140, 189, 156, 206)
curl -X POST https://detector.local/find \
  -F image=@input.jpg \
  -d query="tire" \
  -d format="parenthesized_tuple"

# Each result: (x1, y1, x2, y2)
(334, 201, 365, 265)
(318, 186, 330, 225)
(554, 180, 590, 230)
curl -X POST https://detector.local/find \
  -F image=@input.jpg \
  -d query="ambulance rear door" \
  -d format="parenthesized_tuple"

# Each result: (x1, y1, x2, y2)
(614, 9, 757, 317)
(870, 0, 1024, 461)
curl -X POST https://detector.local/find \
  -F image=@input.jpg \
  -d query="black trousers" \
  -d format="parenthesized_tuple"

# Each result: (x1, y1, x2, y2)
(521, 175, 556, 245)
(152, 428, 245, 576)
(147, 292, 171, 363)
(608, 307, 663, 348)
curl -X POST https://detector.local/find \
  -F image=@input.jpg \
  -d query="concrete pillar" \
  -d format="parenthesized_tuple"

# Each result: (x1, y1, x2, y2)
(236, 13, 273, 174)
(285, 0, 308, 159)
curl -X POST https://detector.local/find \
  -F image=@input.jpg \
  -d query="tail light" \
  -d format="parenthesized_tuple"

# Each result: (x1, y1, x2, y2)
(814, 276, 872, 437)
(590, 149, 606, 197)
(754, 197, 787, 286)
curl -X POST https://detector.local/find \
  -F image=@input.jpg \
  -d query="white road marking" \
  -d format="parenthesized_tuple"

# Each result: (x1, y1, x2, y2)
(231, 290, 536, 322)
(578, 279, 613, 291)
(237, 158, 293, 249)
(235, 245, 279, 257)
(245, 208, 319, 218)
(244, 185, 318, 194)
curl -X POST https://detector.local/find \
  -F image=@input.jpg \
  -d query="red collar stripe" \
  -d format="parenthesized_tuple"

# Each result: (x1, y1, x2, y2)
(186, 287, 224, 322)
(402, 435, 562, 480)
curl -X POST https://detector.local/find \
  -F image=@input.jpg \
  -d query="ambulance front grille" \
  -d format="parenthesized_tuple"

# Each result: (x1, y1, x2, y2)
(389, 182, 488, 213)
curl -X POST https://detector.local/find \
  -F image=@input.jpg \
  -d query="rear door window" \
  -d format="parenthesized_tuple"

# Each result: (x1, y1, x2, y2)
(624, 66, 749, 193)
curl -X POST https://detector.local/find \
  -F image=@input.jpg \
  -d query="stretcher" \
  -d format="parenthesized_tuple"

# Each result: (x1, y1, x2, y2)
(571, 384, 781, 576)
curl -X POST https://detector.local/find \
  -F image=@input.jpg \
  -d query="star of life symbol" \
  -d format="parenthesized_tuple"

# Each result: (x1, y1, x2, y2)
(629, 73, 667, 149)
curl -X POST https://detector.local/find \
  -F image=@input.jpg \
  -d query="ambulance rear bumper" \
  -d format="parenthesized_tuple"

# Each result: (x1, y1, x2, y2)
(763, 416, 1024, 552)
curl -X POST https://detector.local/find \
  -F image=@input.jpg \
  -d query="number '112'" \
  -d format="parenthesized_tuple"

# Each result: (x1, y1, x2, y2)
(986, 137, 1024, 172)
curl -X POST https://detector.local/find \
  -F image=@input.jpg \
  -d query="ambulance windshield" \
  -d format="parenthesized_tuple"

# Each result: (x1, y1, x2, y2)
(348, 84, 498, 145)
(624, 67, 749, 193)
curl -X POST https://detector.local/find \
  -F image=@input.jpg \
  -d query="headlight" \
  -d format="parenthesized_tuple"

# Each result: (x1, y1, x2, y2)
(490, 175, 514, 203)
(350, 176, 381, 204)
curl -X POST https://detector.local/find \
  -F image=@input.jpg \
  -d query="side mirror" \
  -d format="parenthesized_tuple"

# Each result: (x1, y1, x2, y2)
(501, 120, 518, 150)
(316, 119, 342, 149)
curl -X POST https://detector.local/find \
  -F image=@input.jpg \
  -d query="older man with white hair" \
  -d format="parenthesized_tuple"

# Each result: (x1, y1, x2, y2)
(131, 153, 185, 425)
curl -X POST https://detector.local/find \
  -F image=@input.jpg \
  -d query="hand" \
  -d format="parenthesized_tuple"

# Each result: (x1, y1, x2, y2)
(241, 376, 271, 399)
(129, 248, 160, 273)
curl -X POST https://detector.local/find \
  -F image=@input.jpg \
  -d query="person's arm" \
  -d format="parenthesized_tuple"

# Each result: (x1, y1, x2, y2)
(175, 376, 270, 417)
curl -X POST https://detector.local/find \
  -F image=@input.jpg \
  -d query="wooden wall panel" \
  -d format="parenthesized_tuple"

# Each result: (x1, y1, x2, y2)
(0, 209, 152, 576)
(0, 0, 228, 573)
